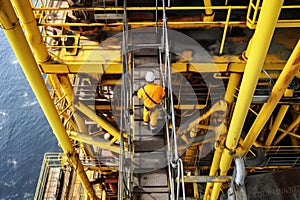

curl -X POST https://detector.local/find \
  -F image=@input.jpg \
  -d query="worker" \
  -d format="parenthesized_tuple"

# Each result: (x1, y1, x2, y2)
(137, 71, 165, 130)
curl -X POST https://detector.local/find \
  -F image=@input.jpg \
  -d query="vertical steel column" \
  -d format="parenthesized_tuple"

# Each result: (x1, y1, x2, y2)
(210, 0, 284, 199)
(0, 1, 97, 199)
(203, 73, 241, 199)
(242, 40, 300, 153)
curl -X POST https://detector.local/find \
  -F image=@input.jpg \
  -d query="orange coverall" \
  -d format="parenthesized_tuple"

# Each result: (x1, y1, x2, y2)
(137, 83, 165, 127)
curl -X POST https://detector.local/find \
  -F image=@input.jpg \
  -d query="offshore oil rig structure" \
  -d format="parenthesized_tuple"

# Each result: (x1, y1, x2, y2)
(1, 0, 300, 199)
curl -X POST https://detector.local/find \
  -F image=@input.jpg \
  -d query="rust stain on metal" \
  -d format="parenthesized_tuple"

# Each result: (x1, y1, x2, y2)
(292, 53, 300, 66)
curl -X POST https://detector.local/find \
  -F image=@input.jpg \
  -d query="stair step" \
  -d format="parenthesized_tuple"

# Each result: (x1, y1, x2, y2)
(134, 139, 165, 152)
(129, 43, 162, 49)
(133, 192, 169, 200)
(133, 186, 169, 193)
(129, 31, 160, 44)
(133, 48, 159, 56)
(133, 152, 167, 171)
(94, 13, 123, 20)
(134, 169, 168, 186)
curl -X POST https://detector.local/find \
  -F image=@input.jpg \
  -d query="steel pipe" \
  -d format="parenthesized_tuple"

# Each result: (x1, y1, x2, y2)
(210, 0, 284, 199)
(203, 73, 241, 199)
(203, 0, 215, 22)
(242, 40, 300, 153)
(0, 0, 97, 199)
(12, 0, 50, 63)
(273, 113, 300, 145)
(265, 105, 289, 146)
(74, 101, 122, 140)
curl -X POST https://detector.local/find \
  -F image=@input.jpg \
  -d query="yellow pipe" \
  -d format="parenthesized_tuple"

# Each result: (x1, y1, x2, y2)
(55, 74, 122, 141)
(242, 40, 300, 153)
(0, 1, 97, 199)
(12, 0, 50, 63)
(265, 105, 289, 146)
(204, 73, 241, 199)
(12, 0, 96, 158)
(203, 146, 223, 199)
(102, 190, 106, 200)
(224, 73, 241, 104)
(33, 5, 248, 11)
(203, 0, 215, 22)
(278, 127, 300, 140)
(193, 169, 199, 198)
(210, 1, 284, 199)
(68, 131, 120, 153)
(74, 101, 122, 140)
(219, 7, 231, 55)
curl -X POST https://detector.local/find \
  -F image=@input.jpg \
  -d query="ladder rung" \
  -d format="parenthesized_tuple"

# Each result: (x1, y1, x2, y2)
(128, 43, 162, 49)
(94, 14, 123, 20)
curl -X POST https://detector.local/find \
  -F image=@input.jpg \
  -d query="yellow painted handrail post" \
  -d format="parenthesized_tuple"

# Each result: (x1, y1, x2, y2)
(0, 0, 97, 199)
(203, 0, 215, 22)
(210, 0, 284, 199)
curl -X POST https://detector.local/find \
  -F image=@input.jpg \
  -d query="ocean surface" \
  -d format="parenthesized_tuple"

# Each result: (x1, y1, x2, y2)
(0, 30, 60, 199)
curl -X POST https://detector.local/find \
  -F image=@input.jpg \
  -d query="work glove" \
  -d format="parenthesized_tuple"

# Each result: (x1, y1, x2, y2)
(132, 91, 138, 97)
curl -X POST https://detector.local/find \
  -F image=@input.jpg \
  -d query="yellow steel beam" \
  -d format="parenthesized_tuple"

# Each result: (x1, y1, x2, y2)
(278, 128, 300, 140)
(12, 0, 50, 63)
(193, 170, 199, 199)
(210, 0, 284, 199)
(56, 74, 96, 158)
(39, 62, 296, 76)
(0, 1, 97, 199)
(184, 175, 231, 183)
(74, 101, 123, 140)
(37, 21, 247, 29)
(33, 5, 248, 11)
(177, 100, 227, 135)
(241, 40, 300, 153)
(204, 73, 241, 199)
(265, 105, 289, 146)
(273, 113, 300, 145)
(102, 190, 106, 200)
(68, 131, 119, 153)
(13, 0, 95, 158)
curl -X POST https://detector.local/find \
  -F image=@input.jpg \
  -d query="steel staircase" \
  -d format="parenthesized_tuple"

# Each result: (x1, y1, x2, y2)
(118, 0, 186, 199)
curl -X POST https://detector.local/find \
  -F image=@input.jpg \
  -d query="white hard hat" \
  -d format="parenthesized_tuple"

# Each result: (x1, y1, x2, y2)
(104, 133, 111, 140)
(145, 71, 155, 82)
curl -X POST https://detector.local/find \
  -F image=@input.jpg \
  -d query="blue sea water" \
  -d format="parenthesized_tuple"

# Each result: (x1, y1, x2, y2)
(0, 30, 60, 199)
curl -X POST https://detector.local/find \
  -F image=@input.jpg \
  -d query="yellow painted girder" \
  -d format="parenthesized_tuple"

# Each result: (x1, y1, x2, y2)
(68, 131, 119, 154)
(241, 40, 300, 154)
(209, 0, 286, 198)
(39, 62, 299, 80)
(0, 0, 97, 198)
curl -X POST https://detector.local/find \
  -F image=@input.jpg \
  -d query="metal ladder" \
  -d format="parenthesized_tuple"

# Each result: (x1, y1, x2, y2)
(130, 27, 169, 200)
(118, 0, 186, 199)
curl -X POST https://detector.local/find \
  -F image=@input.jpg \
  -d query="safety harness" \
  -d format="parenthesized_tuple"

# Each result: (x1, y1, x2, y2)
(141, 85, 159, 111)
